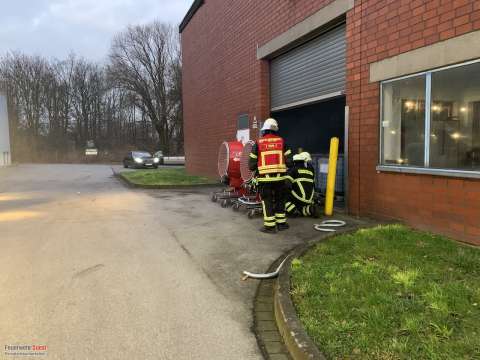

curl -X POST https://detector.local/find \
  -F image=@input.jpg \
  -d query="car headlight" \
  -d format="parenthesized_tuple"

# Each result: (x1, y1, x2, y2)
(153, 157, 160, 163)
(134, 157, 143, 164)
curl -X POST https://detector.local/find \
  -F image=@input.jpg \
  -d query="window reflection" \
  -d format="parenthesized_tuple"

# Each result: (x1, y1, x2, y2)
(430, 62, 480, 171)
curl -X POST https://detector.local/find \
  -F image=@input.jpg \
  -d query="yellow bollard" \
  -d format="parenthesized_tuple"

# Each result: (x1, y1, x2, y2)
(325, 137, 339, 216)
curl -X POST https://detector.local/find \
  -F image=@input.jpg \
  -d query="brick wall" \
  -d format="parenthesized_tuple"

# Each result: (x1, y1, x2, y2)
(182, 0, 480, 244)
(346, 0, 480, 244)
(182, 0, 335, 177)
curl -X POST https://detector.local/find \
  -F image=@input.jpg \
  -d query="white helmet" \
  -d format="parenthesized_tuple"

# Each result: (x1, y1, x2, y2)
(293, 152, 312, 163)
(261, 118, 279, 132)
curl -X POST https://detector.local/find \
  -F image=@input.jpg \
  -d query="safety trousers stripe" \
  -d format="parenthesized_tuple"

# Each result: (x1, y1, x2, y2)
(262, 201, 267, 218)
(286, 204, 296, 212)
(264, 221, 276, 227)
(276, 218, 287, 224)
(275, 213, 286, 218)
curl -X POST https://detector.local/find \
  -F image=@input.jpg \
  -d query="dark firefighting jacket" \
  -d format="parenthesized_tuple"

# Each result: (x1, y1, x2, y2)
(285, 162, 315, 204)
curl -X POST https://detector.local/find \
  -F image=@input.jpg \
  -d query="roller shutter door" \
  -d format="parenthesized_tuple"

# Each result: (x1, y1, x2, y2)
(270, 24, 346, 111)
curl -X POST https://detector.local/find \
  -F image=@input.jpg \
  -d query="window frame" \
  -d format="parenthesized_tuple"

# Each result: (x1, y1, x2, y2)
(377, 58, 480, 179)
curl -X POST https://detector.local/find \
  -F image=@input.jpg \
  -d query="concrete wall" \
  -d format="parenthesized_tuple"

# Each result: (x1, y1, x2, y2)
(182, 0, 480, 244)
(0, 93, 11, 166)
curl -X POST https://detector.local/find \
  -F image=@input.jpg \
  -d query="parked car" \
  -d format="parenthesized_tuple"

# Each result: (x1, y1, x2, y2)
(153, 151, 185, 166)
(123, 151, 160, 169)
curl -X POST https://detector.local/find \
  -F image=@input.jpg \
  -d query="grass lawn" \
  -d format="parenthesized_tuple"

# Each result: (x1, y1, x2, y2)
(120, 168, 216, 186)
(291, 225, 480, 359)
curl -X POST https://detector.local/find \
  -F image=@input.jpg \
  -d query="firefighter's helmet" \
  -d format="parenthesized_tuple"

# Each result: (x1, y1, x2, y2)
(261, 118, 279, 132)
(293, 152, 312, 163)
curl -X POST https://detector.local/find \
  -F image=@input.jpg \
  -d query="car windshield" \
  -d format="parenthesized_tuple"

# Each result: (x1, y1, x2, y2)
(133, 151, 151, 157)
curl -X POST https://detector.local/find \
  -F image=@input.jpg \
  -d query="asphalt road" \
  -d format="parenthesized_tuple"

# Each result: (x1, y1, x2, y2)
(0, 164, 359, 359)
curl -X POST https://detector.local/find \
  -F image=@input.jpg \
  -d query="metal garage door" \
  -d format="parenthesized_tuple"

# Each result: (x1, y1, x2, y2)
(270, 24, 346, 111)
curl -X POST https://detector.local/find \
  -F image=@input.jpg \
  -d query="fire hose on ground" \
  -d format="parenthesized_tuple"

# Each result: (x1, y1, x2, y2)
(242, 255, 290, 281)
(242, 219, 346, 280)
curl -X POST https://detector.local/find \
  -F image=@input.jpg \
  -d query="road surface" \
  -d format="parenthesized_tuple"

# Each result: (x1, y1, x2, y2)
(0, 165, 364, 360)
(0, 164, 321, 359)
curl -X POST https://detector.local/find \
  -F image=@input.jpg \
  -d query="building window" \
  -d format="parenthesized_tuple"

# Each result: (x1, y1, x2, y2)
(381, 75, 426, 167)
(380, 60, 480, 173)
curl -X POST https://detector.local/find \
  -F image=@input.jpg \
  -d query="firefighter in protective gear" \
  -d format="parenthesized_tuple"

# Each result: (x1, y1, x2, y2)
(285, 152, 319, 218)
(249, 118, 293, 234)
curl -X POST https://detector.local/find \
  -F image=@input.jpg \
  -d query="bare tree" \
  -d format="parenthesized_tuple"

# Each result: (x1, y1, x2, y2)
(70, 58, 103, 147)
(108, 21, 182, 154)
(168, 44, 183, 155)
(0, 53, 49, 159)
(0, 20, 181, 163)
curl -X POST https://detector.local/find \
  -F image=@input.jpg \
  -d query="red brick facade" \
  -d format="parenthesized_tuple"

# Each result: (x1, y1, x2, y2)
(182, 0, 480, 245)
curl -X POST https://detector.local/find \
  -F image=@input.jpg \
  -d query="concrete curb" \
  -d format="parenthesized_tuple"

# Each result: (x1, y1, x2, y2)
(273, 241, 331, 360)
(113, 172, 220, 190)
(253, 255, 292, 360)
(273, 227, 369, 360)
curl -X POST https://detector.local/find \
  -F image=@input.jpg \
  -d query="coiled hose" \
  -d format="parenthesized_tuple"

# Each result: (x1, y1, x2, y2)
(314, 219, 347, 232)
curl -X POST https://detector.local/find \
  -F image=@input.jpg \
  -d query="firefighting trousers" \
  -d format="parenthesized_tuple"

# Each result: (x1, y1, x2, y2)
(285, 194, 314, 217)
(259, 180, 287, 228)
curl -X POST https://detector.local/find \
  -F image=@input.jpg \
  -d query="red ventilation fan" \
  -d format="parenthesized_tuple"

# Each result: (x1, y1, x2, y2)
(211, 141, 245, 206)
(231, 140, 263, 218)
(217, 141, 243, 189)
(212, 139, 262, 216)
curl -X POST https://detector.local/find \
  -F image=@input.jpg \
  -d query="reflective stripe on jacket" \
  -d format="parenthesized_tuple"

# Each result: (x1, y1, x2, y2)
(288, 165, 315, 204)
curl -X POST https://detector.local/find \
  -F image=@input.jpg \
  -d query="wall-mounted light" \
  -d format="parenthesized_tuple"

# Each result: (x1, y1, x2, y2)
(451, 132, 462, 140)
(390, 130, 397, 135)
(431, 105, 441, 112)
(460, 107, 467, 113)
(405, 101, 414, 109)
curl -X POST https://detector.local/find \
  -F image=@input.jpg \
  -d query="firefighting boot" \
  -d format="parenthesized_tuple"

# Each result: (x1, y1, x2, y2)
(260, 226, 277, 234)
(310, 204, 321, 218)
(277, 223, 290, 231)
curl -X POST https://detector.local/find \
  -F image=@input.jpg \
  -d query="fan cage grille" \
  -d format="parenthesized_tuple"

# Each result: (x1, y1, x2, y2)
(240, 140, 255, 182)
(217, 142, 229, 177)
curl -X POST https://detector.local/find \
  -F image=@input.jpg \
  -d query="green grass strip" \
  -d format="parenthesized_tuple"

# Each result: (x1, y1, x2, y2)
(121, 168, 216, 186)
(291, 224, 480, 359)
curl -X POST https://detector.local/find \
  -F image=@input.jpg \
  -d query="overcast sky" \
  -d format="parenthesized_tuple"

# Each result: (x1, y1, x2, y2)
(0, 0, 192, 61)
